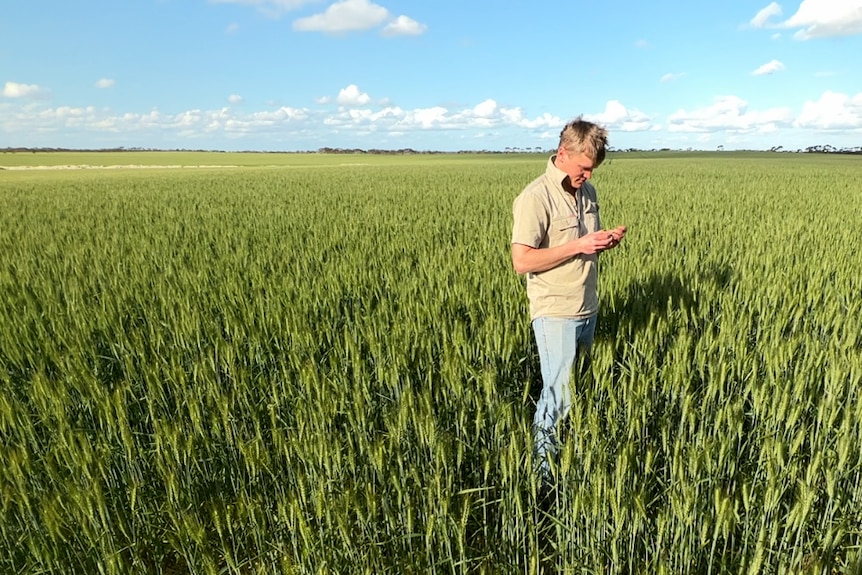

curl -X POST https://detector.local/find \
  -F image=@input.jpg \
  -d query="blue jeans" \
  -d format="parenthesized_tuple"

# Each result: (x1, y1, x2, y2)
(532, 315, 597, 476)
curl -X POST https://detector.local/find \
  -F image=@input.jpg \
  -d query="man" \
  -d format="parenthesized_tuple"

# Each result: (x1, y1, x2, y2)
(511, 117, 626, 478)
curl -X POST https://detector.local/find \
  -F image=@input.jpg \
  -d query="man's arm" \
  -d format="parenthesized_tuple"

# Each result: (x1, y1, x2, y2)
(511, 242, 578, 275)
(511, 227, 626, 275)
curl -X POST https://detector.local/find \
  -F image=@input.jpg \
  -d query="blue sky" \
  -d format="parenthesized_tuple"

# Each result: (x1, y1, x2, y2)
(2, 0, 861, 151)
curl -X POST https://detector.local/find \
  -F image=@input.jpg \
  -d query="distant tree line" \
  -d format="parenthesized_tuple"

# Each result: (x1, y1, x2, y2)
(779, 144, 862, 154)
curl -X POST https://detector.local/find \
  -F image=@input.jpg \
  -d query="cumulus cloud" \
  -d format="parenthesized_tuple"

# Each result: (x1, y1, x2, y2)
(668, 95, 794, 133)
(752, 59, 786, 75)
(794, 90, 862, 130)
(1, 104, 311, 139)
(95, 79, 115, 89)
(585, 100, 655, 132)
(0, 93, 565, 149)
(473, 99, 497, 118)
(319, 97, 564, 134)
(213, 0, 426, 34)
(784, 0, 862, 38)
(498, 108, 562, 129)
(750, 0, 862, 39)
(228, 94, 244, 104)
(15, 85, 861, 151)
(293, 0, 389, 32)
(336, 84, 371, 106)
(237, 106, 309, 127)
(750, 2, 783, 27)
(382, 15, 427, 36)
(2, 81, 45, 98)
(410, 107, 448, 129)
(292, 0, 426, 35)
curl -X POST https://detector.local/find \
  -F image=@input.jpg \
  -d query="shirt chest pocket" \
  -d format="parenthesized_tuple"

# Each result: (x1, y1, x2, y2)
(549, 215, 580, 246)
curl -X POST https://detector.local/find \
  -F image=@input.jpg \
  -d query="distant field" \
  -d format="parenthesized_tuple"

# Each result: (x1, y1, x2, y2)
(2, 153, 861, 574)
(0, 150, 532, 169)
(2, 149, 858, 170)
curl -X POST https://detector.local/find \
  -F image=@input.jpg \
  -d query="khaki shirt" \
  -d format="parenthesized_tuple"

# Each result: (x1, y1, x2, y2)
(512, 156, 601, 320)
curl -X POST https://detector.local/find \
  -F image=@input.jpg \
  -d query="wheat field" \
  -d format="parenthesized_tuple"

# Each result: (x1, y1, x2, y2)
(1, 152, 861, 574)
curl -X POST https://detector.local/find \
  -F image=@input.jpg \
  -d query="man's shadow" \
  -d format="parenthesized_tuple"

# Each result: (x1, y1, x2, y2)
(525, 262, 733, 403)
(598, 263, 732, 341)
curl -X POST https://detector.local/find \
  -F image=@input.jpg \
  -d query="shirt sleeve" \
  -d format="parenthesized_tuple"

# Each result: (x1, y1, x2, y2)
(511, 190, 548, 248)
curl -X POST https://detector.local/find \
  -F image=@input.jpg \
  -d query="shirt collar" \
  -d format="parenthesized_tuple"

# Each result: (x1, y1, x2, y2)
(546, 155, 568, 186)
(546, 154, 579, 195)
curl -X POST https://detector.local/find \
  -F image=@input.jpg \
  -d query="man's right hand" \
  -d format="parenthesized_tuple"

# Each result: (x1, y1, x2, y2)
(577, 227, 625, 254)
(513, 225, 627, 274)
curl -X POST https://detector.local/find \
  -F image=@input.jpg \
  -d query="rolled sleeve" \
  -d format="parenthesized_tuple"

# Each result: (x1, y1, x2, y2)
(512, 192, 548, 248)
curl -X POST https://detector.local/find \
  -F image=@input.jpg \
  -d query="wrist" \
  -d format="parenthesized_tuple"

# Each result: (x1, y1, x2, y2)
(570, 237, 583, 257)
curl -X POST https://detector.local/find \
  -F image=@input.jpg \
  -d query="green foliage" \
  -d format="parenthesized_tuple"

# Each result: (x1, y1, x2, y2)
(1, 155, 861, 574)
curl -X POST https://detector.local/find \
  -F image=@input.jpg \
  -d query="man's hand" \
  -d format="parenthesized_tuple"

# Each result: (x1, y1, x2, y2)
(512, 225, 628, 274)
(602, 225, 627, 251)
(579, 226, 627, 254)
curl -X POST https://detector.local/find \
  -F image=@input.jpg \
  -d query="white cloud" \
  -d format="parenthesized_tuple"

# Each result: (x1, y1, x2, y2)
(0, 103, 312, 141)
(660, 72, 684, 83)
(406, 107, 447, 129)
(750, 2, 783, 27)
(226, 23, 240, 34)
(9, 88, 860, 151)
(752, 59, 785, 75)
(668, 95, 794, 133)
(95, 79, 115, 89)
(3, 82, 45, 98)
(319, 98, 565, 134)
(634, 39, 651, 49)
(498, 108, 561, 129)
(228, 94, 244, 104)
(215, 0, 425, 36)
(382, 15, 427, 36)
(794, 90, 862, 130)
(336, 84, 371, 106)
(293, 0, 389, 32)
(750, 0, 862, 39)
(235, 106, 309, 127)
(785, 0, 862, 38)
(473, 99, 497, 118)
(585, 100, 655, 132)
(322, 106, 403, 128)
(0, 97, 600, 150)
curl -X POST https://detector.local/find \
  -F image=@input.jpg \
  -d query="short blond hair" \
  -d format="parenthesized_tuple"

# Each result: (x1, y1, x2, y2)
(558, 117, 608, 166)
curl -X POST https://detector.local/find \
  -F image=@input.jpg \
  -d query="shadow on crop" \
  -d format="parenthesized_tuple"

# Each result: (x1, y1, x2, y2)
(597, 262, 733, 341)
(522, 264, 733, 405)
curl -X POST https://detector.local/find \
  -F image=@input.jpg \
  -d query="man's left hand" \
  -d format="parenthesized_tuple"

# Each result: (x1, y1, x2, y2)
(603, 226, 627, 250)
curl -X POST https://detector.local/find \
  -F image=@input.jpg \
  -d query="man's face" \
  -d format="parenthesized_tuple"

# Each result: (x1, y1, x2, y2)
(556, 147, 596, 189)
